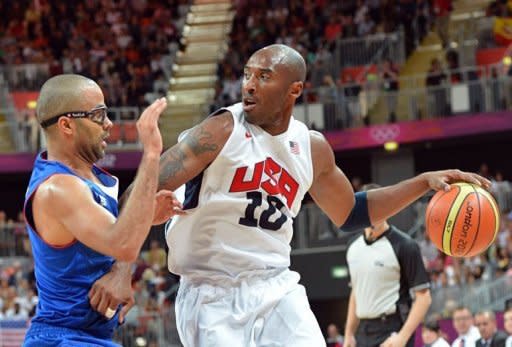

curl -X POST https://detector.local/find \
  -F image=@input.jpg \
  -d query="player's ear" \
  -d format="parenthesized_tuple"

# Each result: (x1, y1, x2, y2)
(58, 116, 74, 135)
(290, 81, 303, 99)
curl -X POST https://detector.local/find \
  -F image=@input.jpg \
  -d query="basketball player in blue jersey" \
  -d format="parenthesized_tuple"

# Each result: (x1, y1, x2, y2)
(148, 44, 491, 346)
(22, 74, 181, 346)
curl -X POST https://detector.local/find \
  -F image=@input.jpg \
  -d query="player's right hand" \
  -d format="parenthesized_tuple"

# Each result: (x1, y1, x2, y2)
(137, 97, 167, 155)
(152, 189, 186, 225)
(344, 334, 357, 347)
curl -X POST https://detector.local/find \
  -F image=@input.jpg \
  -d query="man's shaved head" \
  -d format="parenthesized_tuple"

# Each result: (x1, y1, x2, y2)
(251, 44, 307, 82)
(36, 74, 101, 125)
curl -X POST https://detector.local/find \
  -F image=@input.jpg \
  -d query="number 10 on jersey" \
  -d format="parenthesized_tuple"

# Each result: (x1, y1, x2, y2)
(239, 192, 288, 231)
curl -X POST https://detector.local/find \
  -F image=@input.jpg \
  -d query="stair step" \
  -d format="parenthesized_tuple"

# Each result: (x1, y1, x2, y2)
(187, 12, 234, 25)
(191, 1, 232, 10)
(172, 63, 217, 77)
(176, 54, 222, 65)
(183, 24, 231, 36)
(167, 88, 216, 105)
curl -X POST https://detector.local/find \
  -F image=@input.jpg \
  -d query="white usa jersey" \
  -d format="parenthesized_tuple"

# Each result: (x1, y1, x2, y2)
(165, 103, 313, 281)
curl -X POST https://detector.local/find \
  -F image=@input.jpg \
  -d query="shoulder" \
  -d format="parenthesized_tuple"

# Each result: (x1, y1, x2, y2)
(309, 130, 329, 149)
(181, 111, 234, 150)
(34, 174, 90, 207)
(309, 130, 334, 176)
(203, 110, 234, 133)
(385, 226, 422, 255)
(495, 331, 508, 342)
(386, 226, 415, 245)
(347, 232, 364, 249)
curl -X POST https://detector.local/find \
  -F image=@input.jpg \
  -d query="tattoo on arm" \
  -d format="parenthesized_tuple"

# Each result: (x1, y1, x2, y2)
(159, 147, 187, 188)
(158, 124, 220, 189)
(184, 125, 218, 155)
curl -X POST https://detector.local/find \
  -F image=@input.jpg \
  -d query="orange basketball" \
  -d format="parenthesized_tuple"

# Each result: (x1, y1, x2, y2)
(425, 182, 500, 257)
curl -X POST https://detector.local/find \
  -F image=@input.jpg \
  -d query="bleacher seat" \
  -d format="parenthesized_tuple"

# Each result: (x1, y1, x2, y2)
(107, 123, 122, 144)
(123, 122, 138, 143)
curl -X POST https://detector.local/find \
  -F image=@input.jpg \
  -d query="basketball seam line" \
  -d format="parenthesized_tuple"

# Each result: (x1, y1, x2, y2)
(463, 184, 480, 257)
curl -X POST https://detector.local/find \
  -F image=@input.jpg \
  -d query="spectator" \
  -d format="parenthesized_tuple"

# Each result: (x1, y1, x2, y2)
(327, 323, 344, 347)
(342, 75, 362, 128)
(147, 240, 167, 270)
(452, 306, 481, 347)
(379, 59, 399, 123)
(474, 310, 507, 347)
(434, 0, 453, 48)
(423, 316, 451, 347)
(504, 307, 512, 347)
(426, 58, 448, 118)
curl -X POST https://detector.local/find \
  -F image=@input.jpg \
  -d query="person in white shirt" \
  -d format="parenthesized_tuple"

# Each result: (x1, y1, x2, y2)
(452, 306, 481, 347)
(503, 307, 512, 347)
(423, 317, 450, 347)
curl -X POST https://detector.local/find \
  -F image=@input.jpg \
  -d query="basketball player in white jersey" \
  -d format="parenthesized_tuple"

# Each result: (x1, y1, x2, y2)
(153, 44, 490, 346)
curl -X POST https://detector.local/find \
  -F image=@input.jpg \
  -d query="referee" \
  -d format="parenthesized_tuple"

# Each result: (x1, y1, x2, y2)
(344, 184, 432, 347)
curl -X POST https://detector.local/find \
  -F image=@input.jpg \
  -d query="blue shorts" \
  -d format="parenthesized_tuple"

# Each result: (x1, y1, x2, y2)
(23, 322, 120, 347)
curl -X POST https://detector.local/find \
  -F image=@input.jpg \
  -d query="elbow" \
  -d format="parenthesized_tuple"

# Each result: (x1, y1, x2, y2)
(417, 288, 432, 307)
(336, 194, 355, 227)
(425, 290, 432, 306)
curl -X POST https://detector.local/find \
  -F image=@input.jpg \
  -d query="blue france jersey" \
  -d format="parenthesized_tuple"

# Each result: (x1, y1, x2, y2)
(23, 152, 119, 338)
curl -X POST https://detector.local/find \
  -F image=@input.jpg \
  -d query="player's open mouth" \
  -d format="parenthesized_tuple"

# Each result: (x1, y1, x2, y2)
(243, 98, 257, 112)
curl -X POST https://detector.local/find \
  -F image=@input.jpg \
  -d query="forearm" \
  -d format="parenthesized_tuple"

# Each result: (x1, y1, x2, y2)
(345, 291, 360, 336)
(109, 152, 159, 260)
(398, 290, 431, 340)
(367, 173, 430, 225)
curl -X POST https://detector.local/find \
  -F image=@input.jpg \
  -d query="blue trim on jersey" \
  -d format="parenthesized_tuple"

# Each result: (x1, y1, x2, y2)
(23, 152, 119, 339)
(184, 171, 204, 209)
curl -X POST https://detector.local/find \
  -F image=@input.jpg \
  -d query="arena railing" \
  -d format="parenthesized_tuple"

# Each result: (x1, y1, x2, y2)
(0, 223, 29, 258)
(428, 273, 512, 316)
(1, 107, 143, 153)
(0, 64, 49, 91)
(297, 63, 511, 130)
(334, 30, 406, 73)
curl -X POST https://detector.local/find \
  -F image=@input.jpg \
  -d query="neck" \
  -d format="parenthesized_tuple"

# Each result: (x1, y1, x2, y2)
(260, 103, 294, 135)
(46, 141, 95, 179)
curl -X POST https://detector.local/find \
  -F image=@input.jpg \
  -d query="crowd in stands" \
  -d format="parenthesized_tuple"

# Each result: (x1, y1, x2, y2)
(0, 0, 187, 107)
(212, 0, 438, 113)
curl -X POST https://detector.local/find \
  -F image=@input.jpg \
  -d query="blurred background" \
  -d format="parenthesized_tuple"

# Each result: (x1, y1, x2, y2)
(1, 0, 512, 346)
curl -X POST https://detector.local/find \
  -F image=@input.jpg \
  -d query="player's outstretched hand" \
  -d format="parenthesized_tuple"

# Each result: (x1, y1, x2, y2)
(423, 169, 491, 192)
(153, 190, 186, 225)
(137, 97, 167, 155)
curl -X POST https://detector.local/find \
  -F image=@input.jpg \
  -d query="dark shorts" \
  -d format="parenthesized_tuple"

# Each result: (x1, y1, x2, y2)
(356, 313, 414, 347)
(23, 322, 120, 347)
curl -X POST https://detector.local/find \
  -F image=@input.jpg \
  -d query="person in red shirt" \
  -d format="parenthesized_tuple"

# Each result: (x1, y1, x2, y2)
(434, 0, 453, 48)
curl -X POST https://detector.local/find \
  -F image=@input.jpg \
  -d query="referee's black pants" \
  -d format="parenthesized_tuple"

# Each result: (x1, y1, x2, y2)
(356, 313, 414, 347)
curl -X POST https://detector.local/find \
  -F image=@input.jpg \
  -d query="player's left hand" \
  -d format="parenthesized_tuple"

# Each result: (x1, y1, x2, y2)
(380, 332, 407, 347)
(89, 263, 134, 323)
(152, 189, 186, 225)
(423, 169, 491, 192)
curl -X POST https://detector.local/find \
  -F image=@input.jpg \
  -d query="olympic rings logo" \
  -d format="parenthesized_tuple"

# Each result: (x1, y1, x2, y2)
(369, 124, 400, 143)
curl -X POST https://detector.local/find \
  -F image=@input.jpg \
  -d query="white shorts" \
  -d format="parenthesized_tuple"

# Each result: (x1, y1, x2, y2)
(175, 269, 326, 347)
